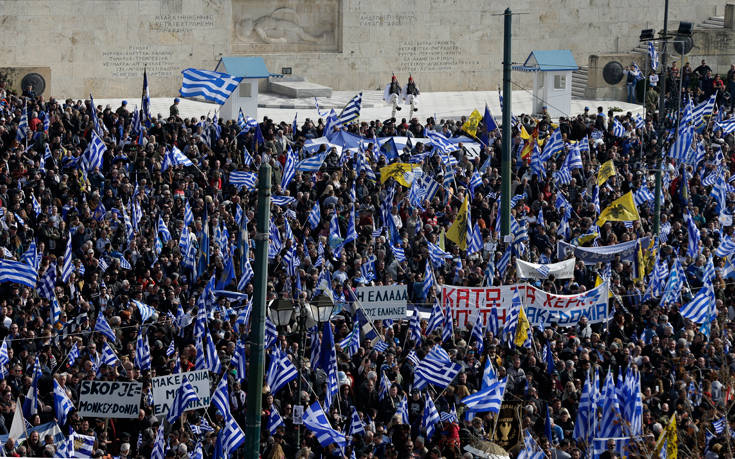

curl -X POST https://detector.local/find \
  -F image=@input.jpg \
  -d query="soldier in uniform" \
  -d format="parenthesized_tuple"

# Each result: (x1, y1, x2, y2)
(383, 74, 403, 119)
(403, 75, 420, 113)
(170, 97, 180, 118)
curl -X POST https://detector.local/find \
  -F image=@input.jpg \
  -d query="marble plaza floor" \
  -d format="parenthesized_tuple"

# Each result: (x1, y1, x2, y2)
(94, 90, 644, 125)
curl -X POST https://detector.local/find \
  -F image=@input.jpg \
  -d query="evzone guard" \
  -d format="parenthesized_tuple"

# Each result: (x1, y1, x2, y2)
(402, 75, 420, 113)
(383, 74, 402, 118)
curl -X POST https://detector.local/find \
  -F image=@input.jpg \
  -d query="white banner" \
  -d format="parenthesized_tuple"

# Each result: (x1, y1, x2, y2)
(77, 380, 142, 418)
(151, 370, 211, 417)
(515, 258, 576, 280)
(354, 285, 408, 320)
(441, 282, 609, 329)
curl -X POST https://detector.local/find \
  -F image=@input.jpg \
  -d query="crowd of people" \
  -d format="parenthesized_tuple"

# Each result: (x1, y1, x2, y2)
(0, 58, 732, 459)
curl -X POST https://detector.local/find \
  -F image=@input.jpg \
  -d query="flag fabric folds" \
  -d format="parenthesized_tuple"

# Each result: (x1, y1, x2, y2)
(180, 68, 244, 105)
(597, 191, 640, 226)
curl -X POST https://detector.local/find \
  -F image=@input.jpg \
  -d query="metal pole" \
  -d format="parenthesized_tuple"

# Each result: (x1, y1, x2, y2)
(244, 163, 272, 459)
(501, 8, 513, 238)
(641, 54, 648, 160)
(653, 0, 669, 237)
(295, 306, 306, 449)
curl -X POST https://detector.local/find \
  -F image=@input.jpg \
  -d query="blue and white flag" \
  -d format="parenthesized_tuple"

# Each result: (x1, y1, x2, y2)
(648, 41, 659, 71)
(612, 118, 626, 137)
(94, 314, 117, 342)
(166, 377, 200, 423)
(304, 401, 347, 452)
(265, 347, 298, 396)
(423, 394, 441, 440)
(680, 279, 715, 324)
(349, 406, 365, 436)
(268, 407, 285, 435)
(230, 171, 257, 191)
(53, 380, 74, 427)
(135, 328, 151, 370)
(335, 93, 362, 127)
(296, 152, 327, 172)
(414, 351, 463, 390)
(180, 68, 243, 104)
(0, 258, 38, 289)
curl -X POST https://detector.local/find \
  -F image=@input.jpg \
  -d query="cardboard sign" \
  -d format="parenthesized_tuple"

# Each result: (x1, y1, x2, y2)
(354, 285, 408, 320)
(78, 380, 142, 418)
(151, 370, 211, 417)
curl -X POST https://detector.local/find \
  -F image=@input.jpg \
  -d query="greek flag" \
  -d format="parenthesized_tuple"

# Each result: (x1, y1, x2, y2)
(634, 114, 645, 129)
(497, 246, 511, 278)
(151, 424, 166, 459)
(135, 328, 151, 370)
(281, 147, 296, 189)
(316, 321, 339, 409)
(542, 128, 564, 160)
(716, 236, 735, 258)
(426, 300, 444, 336)
(634, 182, 654, 207)
(693, 94, 717, 126)
(184, 200, 194, 227)
(421, 262, 434, 299)
(680, 279, 715, 323)
(307, 202, 321, 230)
(423, 394, 441, 440)
(79, 131, 106, 172)
(378, 371, 391, 400)
(409, 312, 422, 346)
(503, 288, 522, 343)
(268, 407, 285, 435)
(461, 376, 507, 413)
(296, 152, 327, 172)
(394, 394, 409, 424)
(598, 370, 623, 438)
(716, 119, 735, 134)
(553, 167, 573, 185)
(573, 373, 595, 443)
(468, 222, 483, 255)
(229, 171, 257, 191)
(648, 41, 659, 71)
(349, 406, 365, 436)
(131, 299, 156, 323)
(67, 343, 79, 367)
(338, 322, 360, 357)
(685, 211, 700, 258)
(441, 303, 454, 343)
(16, 103, 29, 141)
(469, 171, 483, 199)
(470, 314, 485, 353)
(713, 417, 726, 434)
(21, 240, 38, 271)
(100, 341, 119, 369)
(335, 93, 362, 127)
(180, 68, 243, 104)
(266, 347, 298, 396)
(53, 380, 74, 426)
(94, 314, 117, 342)
(0, 258, 38, 288)
(410, 174, 440, 209)
(170, 146, 194, 167)
(414, 353, 463, 391)
(304, 402, 347, 452)
(167, 377, 200, 423)
(390, 243, 406, 262)
(427, 241, 452, 268)
(612, 118, 626, 137)
(426, 130, 456, 154)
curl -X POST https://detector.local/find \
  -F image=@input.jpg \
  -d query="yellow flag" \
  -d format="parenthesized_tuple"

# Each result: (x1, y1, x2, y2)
(654, 413, 677, 458)
(514, 305, 531, 347)
(576, 232, 599, 246)
(379, 162, 417, 187)
(597, 191, 640, 226)
(520, 125, 530, 140)
(446, 195, 469, 250)
(439, 228, 446, 251)
(462, 109, 483, 137)
(635, 241, 645, 282)
(597, 160, 617, 186)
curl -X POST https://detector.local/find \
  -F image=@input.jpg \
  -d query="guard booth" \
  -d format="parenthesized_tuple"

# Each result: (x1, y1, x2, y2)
(215, 56, 272, 121)
(512, 50, 578, 118)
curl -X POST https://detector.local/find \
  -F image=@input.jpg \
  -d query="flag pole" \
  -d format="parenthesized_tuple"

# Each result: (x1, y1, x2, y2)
(500, 8, 513, 238)
(244, 163, 271, 459)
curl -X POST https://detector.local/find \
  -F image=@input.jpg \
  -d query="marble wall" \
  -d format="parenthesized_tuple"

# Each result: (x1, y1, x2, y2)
(0, 0, 725, 98)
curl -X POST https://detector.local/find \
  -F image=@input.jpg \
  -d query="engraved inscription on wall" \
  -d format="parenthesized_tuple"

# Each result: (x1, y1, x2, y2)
(397, 40, 481, 73)
(102, 46, 177, 78)
(359, 14, 417, 27)
(151, 14, 215, 33)
(231, 0, 341, 53)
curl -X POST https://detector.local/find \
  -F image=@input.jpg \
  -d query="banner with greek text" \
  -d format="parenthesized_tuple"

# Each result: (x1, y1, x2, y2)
(151, 370, 211, 417)
(354, 285, 408, 320)
(441, 282, 609, 328)
(78, 380, 142, 418)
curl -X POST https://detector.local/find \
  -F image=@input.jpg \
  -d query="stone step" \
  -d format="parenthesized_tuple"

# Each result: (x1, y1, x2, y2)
(268, 80, 333, 98)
